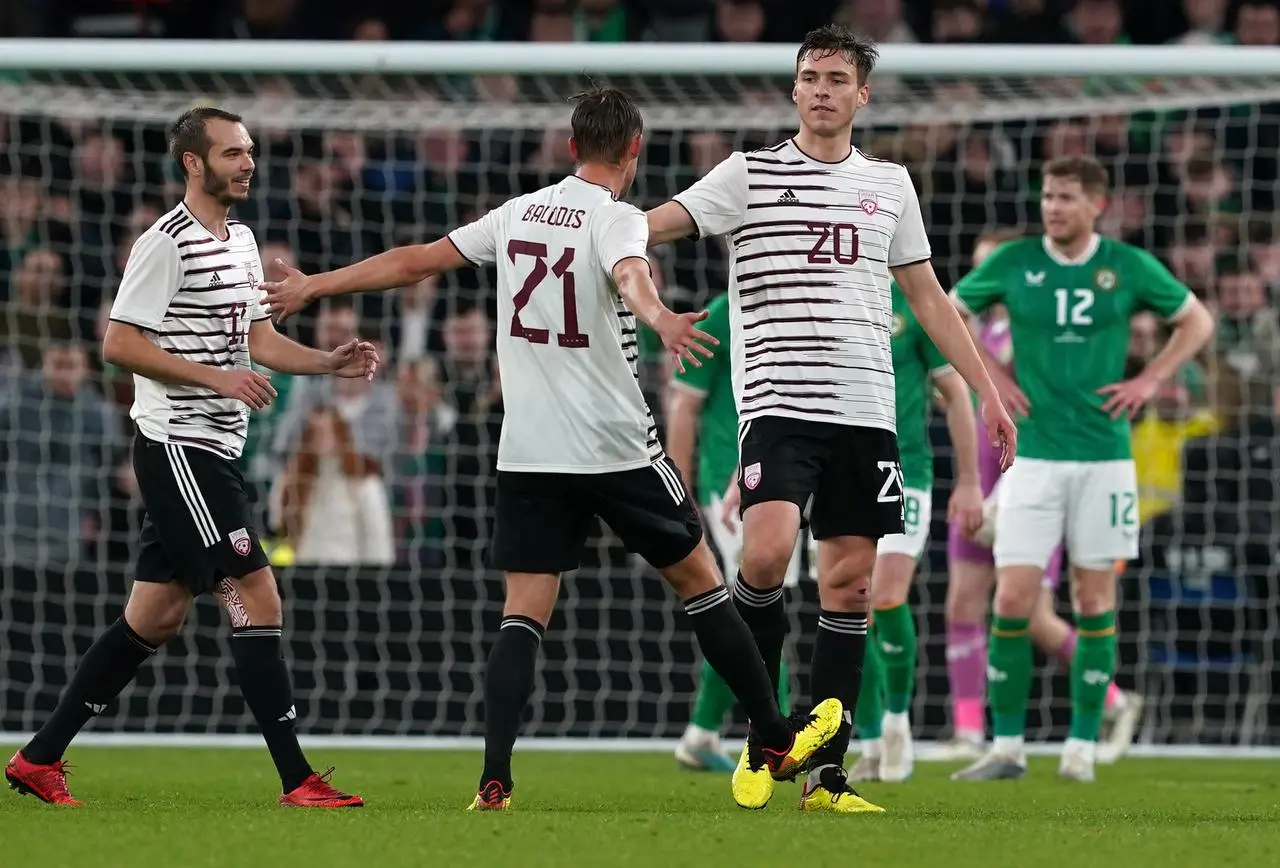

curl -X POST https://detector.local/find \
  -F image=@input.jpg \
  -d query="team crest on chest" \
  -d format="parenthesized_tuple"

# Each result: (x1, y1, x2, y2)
(891, 314, 905, 336)
(858, 191, 879, 216)
(244, 262, 259, 291)
(1094, 268, 1117, 291)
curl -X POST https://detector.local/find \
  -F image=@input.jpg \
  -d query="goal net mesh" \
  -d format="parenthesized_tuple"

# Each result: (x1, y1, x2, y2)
(3, 65, 1279, 746)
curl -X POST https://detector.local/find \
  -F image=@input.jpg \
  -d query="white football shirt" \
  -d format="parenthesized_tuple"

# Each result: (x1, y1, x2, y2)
(672, 139, 932, 433)
(448, 176, 666, 474)
(109, 203, 270, 460)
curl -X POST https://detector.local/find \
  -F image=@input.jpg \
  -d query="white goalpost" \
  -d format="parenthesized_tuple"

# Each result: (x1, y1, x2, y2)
(2, 38, 1279, 756)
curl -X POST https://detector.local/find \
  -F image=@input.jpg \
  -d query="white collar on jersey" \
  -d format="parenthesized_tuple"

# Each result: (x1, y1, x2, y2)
(1042, 232, 1100, 267)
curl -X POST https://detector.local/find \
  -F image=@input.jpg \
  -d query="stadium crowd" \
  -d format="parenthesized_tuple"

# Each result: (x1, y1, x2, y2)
(1, 0, 1279, 573)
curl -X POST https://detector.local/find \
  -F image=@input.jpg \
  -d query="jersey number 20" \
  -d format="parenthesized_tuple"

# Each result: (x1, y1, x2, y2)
(507, 240, 590, 349)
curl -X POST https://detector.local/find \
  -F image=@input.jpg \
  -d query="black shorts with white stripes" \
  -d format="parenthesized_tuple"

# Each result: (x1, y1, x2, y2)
(132, 433, 269, 595)
(489, 457, 704, 574)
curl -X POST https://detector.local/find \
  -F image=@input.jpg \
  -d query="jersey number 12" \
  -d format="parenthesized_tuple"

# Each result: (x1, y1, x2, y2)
(508, 240, 590, 349)
(1054, 288, 1094, 327)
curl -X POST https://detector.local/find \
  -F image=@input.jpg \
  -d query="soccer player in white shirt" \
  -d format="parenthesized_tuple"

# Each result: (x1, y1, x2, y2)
(645, 25, 1018, 813)
(262, 86, 845, 812)
(5, 108, 373, 809)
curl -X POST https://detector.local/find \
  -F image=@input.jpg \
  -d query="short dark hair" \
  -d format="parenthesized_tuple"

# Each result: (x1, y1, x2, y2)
(796, 25, 879, 85)
(568, 85, 644, 164)
(168, 107, 244, 178)
(1042, 156, 1110, 196)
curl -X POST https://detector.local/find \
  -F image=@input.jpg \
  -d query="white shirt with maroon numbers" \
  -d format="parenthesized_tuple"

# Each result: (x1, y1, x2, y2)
(109, 203, 270, 461)
(672, 139, 933, 433)
(448, 176, 665, 474)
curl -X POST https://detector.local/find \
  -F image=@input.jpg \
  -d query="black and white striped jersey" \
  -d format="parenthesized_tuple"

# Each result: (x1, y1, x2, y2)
(672, 139, 933, 433)
(109, 202, 269, 460)
(448, 176, 664, 474)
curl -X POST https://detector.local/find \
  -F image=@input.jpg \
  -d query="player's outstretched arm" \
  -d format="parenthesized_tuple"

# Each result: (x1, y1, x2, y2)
(102, 320, 276, 410)
(893, 260, 1017, 466)
(248, 319, 379, 380)
(261, 239, 470, 323)
(612, 256, 717, 374)
(645, 201, 699, 246)
(1099, 296, 1214, 420)
(934, 370, 983, 536)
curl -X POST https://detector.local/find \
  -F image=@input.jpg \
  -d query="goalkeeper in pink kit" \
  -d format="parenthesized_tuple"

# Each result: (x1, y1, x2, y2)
(938, 229, 1144, 767)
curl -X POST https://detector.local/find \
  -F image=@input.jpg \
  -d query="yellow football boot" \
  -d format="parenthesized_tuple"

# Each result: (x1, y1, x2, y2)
(731, 697, 844, 810)
(798, 777, 885, 814)
(467, 780, 511, 811)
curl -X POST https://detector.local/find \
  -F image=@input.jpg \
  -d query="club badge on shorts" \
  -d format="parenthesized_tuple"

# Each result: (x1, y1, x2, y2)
(229, 527, 252, 556)
(743, 462, 762, 490)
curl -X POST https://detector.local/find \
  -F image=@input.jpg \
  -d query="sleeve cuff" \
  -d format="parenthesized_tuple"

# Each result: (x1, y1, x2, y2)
(446, 235, 480, 268)
(1164, 294, 1196, 323)
(889, 254, 933, 269)
(669, 198, 703, 242)
(668, 379, 709, 397)
(949, 290, 974, 317)
(108, 314, 161, 332)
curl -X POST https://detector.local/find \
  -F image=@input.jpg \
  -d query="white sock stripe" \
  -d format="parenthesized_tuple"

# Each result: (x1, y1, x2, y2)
(686, 591, 727, 619)
(818, 616, 869, 635)
(685, 587, 730, 615)
(233, 628, 283, 637)
(650, 459, 684, 505)
(732, 582, 783, 607)
(164, 443, 218, 547)
(500, 618, 544, 639)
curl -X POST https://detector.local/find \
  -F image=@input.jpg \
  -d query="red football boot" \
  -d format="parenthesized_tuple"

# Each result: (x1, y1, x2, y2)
(5, 751, 81, 806)
(279, 767, 363, 808)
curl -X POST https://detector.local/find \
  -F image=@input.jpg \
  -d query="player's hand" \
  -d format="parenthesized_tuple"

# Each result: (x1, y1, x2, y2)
(979, 390, 1017, 472)
(327, 339, 380, 381)
(947, 480, 985, 538)
(211, 368, 277, 411)
(989, 362, 1030, 418)
(720, 479, 742, 533)
(260, 259, 317, 324)
(1097, 374, 1159, 420)
(656, 309, 718, 375)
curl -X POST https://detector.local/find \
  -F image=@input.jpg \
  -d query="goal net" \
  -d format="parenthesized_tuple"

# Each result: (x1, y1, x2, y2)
(2, 41, 1279, 748)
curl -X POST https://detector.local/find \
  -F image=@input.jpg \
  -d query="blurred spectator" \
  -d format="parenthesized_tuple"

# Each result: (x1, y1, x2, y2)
(417, 0, 504, 40)
(1128, 312, 1219, 524)
(437, 301, 502, 569)
(393, 356, 456, 567)
(0, 340, 124, 566)
(1235, 0, 1280, 46)
(1166, 220, 1218, 295)
(1173, 0, 1231, 44)
(272, 404, 395, 565)
(1182, 384, 1280, 537)
(1245, 220, 1280, 291)
(1210, 257, 1280, 417)
(393, 274, 441, 363)
(644, 0, 713, 41)
(991, 0, 1073, 42)
(711, 0, 767, 42)
(931, 0, 986, 42)
(836, 0, 919, 42)
(271, 299, 399, 487)
(1068, 0, 1128, 45)
(2, 247, 71, 378)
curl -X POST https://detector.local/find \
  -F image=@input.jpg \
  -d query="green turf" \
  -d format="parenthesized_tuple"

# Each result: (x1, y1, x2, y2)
(2, 748, 1278, 867)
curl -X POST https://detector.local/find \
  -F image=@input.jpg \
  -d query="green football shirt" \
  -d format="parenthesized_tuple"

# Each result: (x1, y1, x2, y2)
(954, 234, 1193, 462)
(892, 282, 952, 491)
(672, 292, 737, 506)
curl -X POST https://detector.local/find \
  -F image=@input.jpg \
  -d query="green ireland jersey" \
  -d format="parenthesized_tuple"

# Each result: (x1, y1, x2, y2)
(672, 292, 737, 506)
(892, 282, 952, 490)
(954, 234, 1193, 462)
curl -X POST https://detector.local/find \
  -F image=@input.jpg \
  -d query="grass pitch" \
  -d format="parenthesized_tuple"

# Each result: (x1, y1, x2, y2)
(2, 748, 1278, 868)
